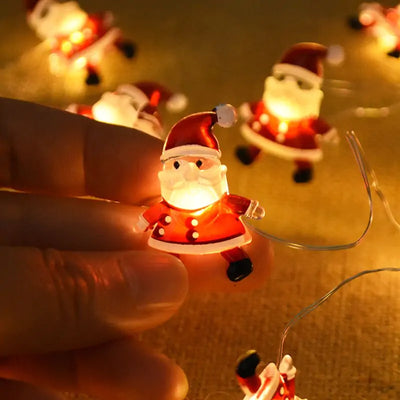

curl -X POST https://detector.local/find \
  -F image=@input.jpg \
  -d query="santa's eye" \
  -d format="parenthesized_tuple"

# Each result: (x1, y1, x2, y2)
(173, 161, 180, 169)
(196, 160, 203, 168)
(39, 6, 49, 19)
(274, 73, 285, 81)
(296, 79, 313, 90)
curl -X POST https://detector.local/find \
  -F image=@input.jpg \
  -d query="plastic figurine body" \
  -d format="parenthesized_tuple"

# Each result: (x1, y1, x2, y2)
(135, 105, 265, 282)
(236, 42, 338, 183)
(25, 0, 135, 84)
(67, 81, 187, 137)
(236, 351, 305, 400)
(348, 3, 400, 57)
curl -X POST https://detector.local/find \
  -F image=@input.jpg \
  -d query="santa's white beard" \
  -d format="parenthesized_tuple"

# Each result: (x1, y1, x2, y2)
(263, 76, 323, 121)
(92, 92, 139, 128)
(31, 1, 87, 39)
(159, 165, 229, 210)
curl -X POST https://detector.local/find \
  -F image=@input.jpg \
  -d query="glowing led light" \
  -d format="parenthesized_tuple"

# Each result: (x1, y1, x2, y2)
(69, 82, 187, 136)
(73, 56, 87, 69)
(70, 31, 84, 44)
(378, 32, 398, 51)
(278, 121, 288, 134)
(237, 42, 338, 183)
(350, 3, 400, 56)
(61, 40, 72, 54)
(26, 0, 135, 85)
(135, 105, 265, 282)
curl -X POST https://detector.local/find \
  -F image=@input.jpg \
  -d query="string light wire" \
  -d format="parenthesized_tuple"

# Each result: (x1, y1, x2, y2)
(246, 131, 374, 250)
(277, 267, 400, 364)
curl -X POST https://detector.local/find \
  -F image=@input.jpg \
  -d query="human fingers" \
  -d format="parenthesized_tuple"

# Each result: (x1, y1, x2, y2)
(0, 338, 188, 400)
(0, 379, 63, 400)
(0, 191, 147, 250)
(0, 97, 162, 203)
(0, 191, 272, 292)
(0, 247, 187, 355)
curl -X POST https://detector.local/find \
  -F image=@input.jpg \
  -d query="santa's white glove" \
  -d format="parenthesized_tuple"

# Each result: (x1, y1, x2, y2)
(245, 200, 265, 220)
(319, 128, 340, 144)
(134, 214, 150, 233)
(239, 102, 252, 120)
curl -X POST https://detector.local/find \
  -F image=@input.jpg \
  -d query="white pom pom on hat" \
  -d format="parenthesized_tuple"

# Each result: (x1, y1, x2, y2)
(166, 93, 188, 113)
(326, 44, 345, 66)
(214, 104, 238, 128)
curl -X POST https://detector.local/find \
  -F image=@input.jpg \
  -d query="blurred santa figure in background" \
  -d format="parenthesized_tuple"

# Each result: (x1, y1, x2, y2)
(67, 81, 187, 138)
(25, 0, 135, 84)
(236, 42, 342, 183)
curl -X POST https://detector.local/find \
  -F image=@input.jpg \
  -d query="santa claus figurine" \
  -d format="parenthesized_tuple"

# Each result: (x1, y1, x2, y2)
(25, 0, 135, 85)
(135, 104, 265, 282)
(236, 351, 306, 400)
(66, 81, 188, 138)
(236, 42, 340, 183)
(348, 3, 400, 58)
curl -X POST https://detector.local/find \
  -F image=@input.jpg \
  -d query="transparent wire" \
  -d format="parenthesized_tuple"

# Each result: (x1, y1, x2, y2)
(245, 131, 374, 250)
(277, 267, 400, 364)
(354, 132, 400, 231)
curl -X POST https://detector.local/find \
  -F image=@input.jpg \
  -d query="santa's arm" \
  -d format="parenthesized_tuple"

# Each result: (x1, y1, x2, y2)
(239, 101, 260, 120)
(225, 194, 265, 219)
(311, 118, 339, 143)
(135, 202, 165, 232)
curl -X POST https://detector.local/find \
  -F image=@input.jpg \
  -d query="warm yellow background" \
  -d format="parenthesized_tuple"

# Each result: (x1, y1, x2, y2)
(1, 1, 400, 399)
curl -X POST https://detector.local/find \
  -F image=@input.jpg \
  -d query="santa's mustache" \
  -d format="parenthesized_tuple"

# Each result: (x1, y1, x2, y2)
(159, 166, 225, 188)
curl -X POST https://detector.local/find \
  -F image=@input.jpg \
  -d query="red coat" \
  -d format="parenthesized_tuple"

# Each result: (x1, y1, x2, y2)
(140, 193, 253, 254)
(241, 101, 333, 162)
(51, 12, 121, 62)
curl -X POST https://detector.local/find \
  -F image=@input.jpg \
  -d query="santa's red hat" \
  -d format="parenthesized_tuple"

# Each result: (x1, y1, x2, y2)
(272, 42, 344, 86)
(161, 104, 237, 161)
(116, 81, 188, 114)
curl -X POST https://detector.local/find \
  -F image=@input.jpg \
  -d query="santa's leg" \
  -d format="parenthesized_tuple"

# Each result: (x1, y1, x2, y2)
(114, 38, 136, 59)
(85, 63, 101, 85)
(235, 145, 261, 165)
(293, 159, 313, 183)
(222, 247, 253, 282)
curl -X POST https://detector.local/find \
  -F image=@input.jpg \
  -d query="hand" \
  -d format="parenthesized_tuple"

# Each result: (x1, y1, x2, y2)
(0, 97, 273, 399)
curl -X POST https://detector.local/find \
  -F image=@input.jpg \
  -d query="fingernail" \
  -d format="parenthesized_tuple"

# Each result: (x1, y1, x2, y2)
(120, 252, 188, 309)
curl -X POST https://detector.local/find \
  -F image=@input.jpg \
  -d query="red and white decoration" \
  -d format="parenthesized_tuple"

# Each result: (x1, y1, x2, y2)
(237, 42, 340, 182)
(25, 0, 135, 84)
(135, 105, 265, 282)
(350, 2, 400, 55)
(67, 81, 187, 137)
(237, 353, 305, 400)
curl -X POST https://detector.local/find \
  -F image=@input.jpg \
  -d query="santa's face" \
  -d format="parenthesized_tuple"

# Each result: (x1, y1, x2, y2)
(263, 72, 323, 121)
(92, 92, 140, 128)
(158, 156, 229, 210)
(29, 0, 87, 40)
(92, 92, 162, 137)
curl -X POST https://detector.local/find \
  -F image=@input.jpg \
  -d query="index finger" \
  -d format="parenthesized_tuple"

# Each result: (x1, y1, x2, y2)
(0, 97, 163, 204)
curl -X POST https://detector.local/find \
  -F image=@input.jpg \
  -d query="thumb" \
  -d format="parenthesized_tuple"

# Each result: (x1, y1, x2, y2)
(0, 247, 187, 355)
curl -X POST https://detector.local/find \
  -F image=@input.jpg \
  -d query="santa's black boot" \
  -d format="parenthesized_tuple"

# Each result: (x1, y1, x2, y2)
(236, 351, 261, 379)
(347, 15, 364, 30)
(293, 167, 313, 183)
(226, 258, 253, 282)
(387, 49, 400, 58)
(115, 40, 136, 59)
(236, 146, 256, 165)
(85, 71, 100, 85)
